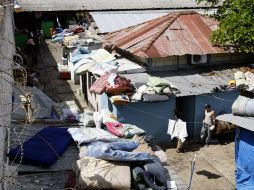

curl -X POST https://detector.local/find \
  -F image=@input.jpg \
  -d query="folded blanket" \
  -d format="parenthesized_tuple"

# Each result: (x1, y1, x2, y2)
(90, 74, 110, 95)
(74, 157, 131, 189)
(71, 47, 90, 57)
(70, 53, 91, 64)
(148, 77, 178, 94)
(68, 127, 118, 145)
(8, 127, 72, 166)
(90, 49, 116, 63)
(63, 35, 79, 46)
(88, 62, 118, 76)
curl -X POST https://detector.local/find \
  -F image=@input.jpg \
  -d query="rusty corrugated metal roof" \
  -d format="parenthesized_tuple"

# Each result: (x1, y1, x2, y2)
(103, 11, 226, 58)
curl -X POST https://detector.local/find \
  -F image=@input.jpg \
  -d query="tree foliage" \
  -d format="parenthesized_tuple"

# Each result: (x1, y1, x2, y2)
(198, 0, 254, 53)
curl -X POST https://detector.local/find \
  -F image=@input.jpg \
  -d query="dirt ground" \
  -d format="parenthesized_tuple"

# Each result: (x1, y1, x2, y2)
(165, 140, 235, 190)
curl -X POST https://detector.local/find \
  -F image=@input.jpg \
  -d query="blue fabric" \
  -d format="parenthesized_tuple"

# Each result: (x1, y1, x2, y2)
(85, 141, 151, 161)
(235, 128, 254, 190)
(79, 47, 91, 54)
(55, 27, 63, 33)
(71, 47, 91, 57)
(51, 36, 63, 43)
(8, 127, 72, 166)
(70, 54, 90, 64)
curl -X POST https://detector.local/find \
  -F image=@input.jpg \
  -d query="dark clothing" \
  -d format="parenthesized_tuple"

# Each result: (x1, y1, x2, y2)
(132, 159, 167, 190)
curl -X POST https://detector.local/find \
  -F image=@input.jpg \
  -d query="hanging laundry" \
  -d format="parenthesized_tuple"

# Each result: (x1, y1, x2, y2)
(167, 119, 188, 142)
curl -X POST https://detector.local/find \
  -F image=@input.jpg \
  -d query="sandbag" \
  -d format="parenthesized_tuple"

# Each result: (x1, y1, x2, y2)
(232, 96, 254, 117)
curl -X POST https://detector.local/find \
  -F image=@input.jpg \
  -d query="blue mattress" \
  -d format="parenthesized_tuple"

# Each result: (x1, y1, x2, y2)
(8, 127, 72, 167)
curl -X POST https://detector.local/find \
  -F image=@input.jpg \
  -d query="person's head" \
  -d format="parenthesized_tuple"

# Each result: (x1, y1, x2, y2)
(204, 104, 211, 111)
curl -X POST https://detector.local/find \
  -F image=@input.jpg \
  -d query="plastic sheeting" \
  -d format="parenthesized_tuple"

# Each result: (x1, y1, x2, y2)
(12, 87, 54, 120)
(235, 128, 254, 190)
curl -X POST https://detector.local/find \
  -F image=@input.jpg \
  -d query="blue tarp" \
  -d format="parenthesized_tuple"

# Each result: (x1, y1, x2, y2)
(235, 127, 254, 190)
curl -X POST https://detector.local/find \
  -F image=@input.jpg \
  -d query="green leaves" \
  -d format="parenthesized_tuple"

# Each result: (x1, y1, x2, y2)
(198, 0, 254, 53)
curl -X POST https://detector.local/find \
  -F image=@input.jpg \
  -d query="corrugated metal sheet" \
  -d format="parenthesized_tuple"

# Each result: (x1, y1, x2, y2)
(216, 114, 254, 132)
(91, 9, 217, 33)
(19, 0, 213, 12)
(122, 67, 239, 97)
(104, 12, 226, 58)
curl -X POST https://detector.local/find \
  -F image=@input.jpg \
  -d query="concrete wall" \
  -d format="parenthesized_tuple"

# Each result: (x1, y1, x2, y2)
(209, 53, 254, 65)
(100, 94, 176, 145)
(0, 5, 15, 188)
(85, 72, 102, 111)
(147, 53, 254, 71)
(193, 90, 240, 138)
(150, 55, 188, 71)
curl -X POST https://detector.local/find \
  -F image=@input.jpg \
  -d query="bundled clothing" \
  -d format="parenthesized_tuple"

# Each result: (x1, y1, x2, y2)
(67, 127, 118, 145)
(90, 74, 135, 96)
(110, 94, 130, 105)
(105, 123, 145, 138)
(88, 62, 118, 76)
(83, 110, 95, 127)
(90, 74, 110, 95)
(74, 156, 131, 190)
(83, 141, 151, 161)
(131, 83, 170, 102)
(132, 158, 168, 190)
(105, 75, 134, 96)
(148, 77, 179, 95)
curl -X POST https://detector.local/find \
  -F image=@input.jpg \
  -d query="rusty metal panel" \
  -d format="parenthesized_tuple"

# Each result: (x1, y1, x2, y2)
(104, 12, 227, 59)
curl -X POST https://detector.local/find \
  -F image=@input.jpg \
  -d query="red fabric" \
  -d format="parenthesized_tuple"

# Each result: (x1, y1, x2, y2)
(90, 74, 110, 94)
(105, 76, 134, 96)
(106, 122, 124, 137)
(71, 27, 85, 34)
